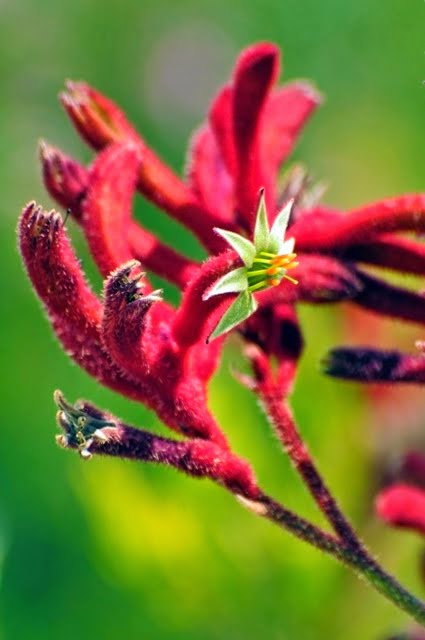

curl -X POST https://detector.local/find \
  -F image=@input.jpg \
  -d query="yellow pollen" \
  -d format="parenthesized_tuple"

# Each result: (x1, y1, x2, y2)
(270, 279, 280, 287)
(286, 261, 299, 270)
(273, 253, 297, 267)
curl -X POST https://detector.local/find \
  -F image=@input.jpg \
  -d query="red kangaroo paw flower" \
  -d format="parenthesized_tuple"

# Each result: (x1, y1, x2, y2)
(82, 142, 141, 278)
(261, 83, 322, 193)
(353, 271, 425, 326)
(19, 203, 100, 325)
(101, 262, 228, 446)
(39, 141, 199, 288)
(294, 255, 363, 303)
(376, 484, 425, 536)
(39, 141, 91, 215)
(209, 86, 238, 178)
(323, 345, 425, 383)
(187, 125, 235, 225)
(101, 260, 165, 378)
(18, 203, 144, 399)
(290, 204, 343, 232)
(61, 81, 224, 251)
(60, 81, 141, 149)
(343, 235, 425, 276)
(294, 194, 425, 251)
(232, 43, 279, 225)
(56, 393, 258, 498)
(39, 140, 88, 214)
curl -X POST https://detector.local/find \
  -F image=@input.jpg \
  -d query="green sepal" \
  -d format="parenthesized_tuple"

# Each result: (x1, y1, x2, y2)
(208, 290, 258, 342)
(214, 228, 256, 267)
(268, 199, 293, 253)
(253, 189, 270, 252)
(203, 267, 248, 300)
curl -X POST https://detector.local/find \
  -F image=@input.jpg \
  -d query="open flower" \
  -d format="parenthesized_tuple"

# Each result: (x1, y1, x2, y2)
(203, 191, 298, 340)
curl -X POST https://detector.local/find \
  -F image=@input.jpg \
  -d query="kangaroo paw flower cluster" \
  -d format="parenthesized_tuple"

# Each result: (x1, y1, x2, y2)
(18, 41, 425, 626)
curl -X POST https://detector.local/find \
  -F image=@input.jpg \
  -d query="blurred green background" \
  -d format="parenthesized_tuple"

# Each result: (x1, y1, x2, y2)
(1, 0, 425, 638)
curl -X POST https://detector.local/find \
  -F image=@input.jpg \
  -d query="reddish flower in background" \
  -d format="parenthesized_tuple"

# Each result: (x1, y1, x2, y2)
(18, 42, 425, 624)
(376, 451, 425, 536)
(377, 483, 425, 536)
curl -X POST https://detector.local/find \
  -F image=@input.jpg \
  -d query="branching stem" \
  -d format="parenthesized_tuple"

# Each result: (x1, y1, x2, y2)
(56, 392, 425, 626)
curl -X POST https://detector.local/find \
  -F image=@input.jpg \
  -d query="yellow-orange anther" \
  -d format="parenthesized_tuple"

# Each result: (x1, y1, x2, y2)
(273, 253, 297, 267)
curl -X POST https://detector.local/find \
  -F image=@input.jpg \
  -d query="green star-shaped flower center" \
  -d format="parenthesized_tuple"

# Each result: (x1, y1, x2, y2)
(203, 192, 298, 341)
(247, 250, 298, 293)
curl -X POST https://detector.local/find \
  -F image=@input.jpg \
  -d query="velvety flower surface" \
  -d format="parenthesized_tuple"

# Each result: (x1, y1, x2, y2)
(23, 40, 425, 465)
(18, 41, 425, 626)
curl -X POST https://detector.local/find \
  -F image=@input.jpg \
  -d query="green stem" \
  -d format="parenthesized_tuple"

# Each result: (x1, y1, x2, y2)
(243, 493, 425, 626)
(253, 376, 425, 624)
(259, 381, 363, 550)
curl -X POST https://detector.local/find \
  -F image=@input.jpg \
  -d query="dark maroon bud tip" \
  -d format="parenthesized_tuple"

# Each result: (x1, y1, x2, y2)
(322, 347, 402, 382)
(103, 260, 158, 307)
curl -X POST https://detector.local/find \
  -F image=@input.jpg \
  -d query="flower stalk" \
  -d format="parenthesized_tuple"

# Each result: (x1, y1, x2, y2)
(56, 391, 425, 625)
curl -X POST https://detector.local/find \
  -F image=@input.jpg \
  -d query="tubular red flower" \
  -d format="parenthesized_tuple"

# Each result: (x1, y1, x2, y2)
(101, 261, 228, 446)
(209, 86, 238, 178)
(82, 142, 142, 278)
(232, 43, 280, 225)
(324, 346, 425, 383)
(261, 83, 322, 193)
(376, 484, 425, 536)
(18, 203, 146, 400)
(343, 235, 425, 275)
(353, 271, 425, 326)
(101, 260, 162, 376)
(187, 125, 235, 225)
(294, 194, 425, 251)
(61, 81, 141, 149)
(243, 303, 303, 395)
(27, 43, 425, 416)
(61, 81, 225, 251)
(39, 140, 199, 288)
(39, 140, 88, 214)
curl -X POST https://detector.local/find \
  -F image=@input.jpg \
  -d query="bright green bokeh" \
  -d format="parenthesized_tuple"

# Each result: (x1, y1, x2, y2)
(1, 1, 424, 638)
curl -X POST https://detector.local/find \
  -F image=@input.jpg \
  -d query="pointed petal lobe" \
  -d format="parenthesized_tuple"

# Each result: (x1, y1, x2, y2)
(253, 189, 270, 251)
(208, 291, 258, 342)
(269, 200, 293, 253)
(203, 267, 248, 300)
(214, 228, 256, 266)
